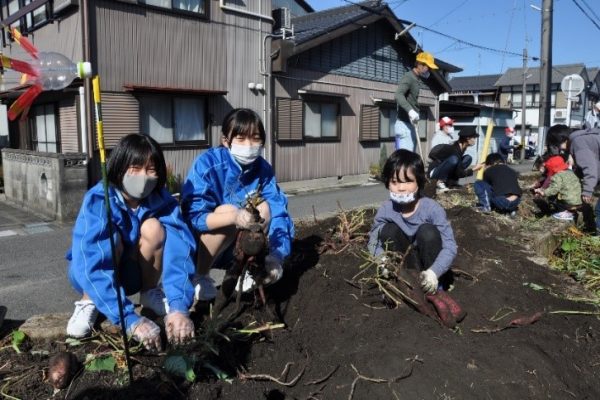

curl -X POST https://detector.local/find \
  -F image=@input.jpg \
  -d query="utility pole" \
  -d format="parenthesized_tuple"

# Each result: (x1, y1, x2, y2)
(537, 0, 553, 156)
(520, 48, 527, 161)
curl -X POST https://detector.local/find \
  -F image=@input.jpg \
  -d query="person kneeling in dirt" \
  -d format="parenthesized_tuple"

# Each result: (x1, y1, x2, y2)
(428, 126, 484, 193)
(368, 149, 465, 327)
(473, 153, 522, 217)
(181, 108, 294, 302)
(533, 155, 582, 221)
(66, 134, 197, 351)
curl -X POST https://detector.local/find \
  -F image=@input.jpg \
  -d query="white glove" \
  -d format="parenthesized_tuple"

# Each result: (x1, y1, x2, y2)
(164, 311, 194, 345)
(378, 255, 390, 279)
(128, 317, 162, 351)
(263, 255, 283, 286)
(419, 269, 438, 294)
(408, 109, 420, 123)
(235, 208, 254, 229)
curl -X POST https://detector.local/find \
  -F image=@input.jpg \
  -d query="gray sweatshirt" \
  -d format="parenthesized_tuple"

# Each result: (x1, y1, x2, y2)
(368, 197, 457, 277)
(569, 128, 600, 197)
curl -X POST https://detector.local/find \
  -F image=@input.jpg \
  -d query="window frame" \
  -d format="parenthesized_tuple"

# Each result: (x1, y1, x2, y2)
(138, 93, 210, 148)
(29, 102, 59, 153)
(378, 105, 396, 141)
(136, 0, 209, 20)
(302, 98, 341, 142)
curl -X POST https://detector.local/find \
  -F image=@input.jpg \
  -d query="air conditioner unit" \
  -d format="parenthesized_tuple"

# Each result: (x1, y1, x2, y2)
(53, 0, 78, 15)
(273, 7, 291, 31)
(554, 110, 564, 119)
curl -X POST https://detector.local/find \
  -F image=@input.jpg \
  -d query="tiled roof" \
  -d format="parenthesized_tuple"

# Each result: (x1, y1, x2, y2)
(494, 64, 587, 86)
(448, 74, 502, 92)
(291, 1, 386, 45)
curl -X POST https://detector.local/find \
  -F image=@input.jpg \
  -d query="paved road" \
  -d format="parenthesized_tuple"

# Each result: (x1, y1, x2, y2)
(0, 159, 534, 322)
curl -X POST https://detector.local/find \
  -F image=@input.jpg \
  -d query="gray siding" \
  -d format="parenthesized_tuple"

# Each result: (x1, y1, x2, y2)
(274, 68, 398, 182)
(59, 97, 79, 152)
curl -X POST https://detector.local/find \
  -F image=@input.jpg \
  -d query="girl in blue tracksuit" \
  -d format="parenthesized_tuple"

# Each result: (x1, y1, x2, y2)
(67, 134, 196, 350)
(181, 108, 294, 301)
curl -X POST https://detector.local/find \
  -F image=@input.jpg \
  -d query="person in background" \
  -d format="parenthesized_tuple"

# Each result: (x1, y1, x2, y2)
(474, 153, 522, 216)
(181, 108, 294, 301)
(546, 124, 599, 231)
(499, 127, 516, 163)
(368, 149, 464, 328)
(394, 51, 438, 152)
(428, 126, 484, 193)
(583, 101, 600, 130)
(66, 134, 197, 350)
(431, 116, 457, 148)
(534, 155, 582, 221)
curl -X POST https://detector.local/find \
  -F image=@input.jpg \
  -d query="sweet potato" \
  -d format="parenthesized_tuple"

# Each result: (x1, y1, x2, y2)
(48, 351, 79, 389)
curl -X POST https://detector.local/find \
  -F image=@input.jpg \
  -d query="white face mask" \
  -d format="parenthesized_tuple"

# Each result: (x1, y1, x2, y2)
(445, 126, 455, 134)
(390, 190, 417, 205)
(421, 71, 430, 79)
(122, 173, 157, 200)
(230, 143, 263, 166)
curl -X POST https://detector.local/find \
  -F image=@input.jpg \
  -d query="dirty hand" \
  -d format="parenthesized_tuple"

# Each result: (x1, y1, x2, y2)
(582, 195, 593, 204)
(408, 109, 420, 123)
(129, 317, 162, 351)
(419, 269, 438, 294)
(235, 208, 254, 229)
(164, 311, 194, 345)
(534, 188, 544, 196)
(472, 163, 485, 172)
(263, 255, 284, 286)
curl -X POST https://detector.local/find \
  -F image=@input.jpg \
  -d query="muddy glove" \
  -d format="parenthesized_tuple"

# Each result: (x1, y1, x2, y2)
(408, 109, 420, 123)
(164, 311, 194, 345)
(235, 208, 254, 229)
(263, 254, 283, 286)
(377, 255, 390, 279)
(128, 317, 162, 352)
(419, 269, 438, 294)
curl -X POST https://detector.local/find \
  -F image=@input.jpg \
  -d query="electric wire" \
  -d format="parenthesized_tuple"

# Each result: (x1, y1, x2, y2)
(571, 0, 600, 32)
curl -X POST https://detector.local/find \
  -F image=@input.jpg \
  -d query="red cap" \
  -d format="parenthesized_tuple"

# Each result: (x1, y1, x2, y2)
(505, 126, 515, 134)
(439, 116, 454, 127)
(544, 155, 568, 175)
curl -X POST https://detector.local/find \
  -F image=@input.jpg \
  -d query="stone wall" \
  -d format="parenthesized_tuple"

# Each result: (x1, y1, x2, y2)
(1, 149, 87, 222)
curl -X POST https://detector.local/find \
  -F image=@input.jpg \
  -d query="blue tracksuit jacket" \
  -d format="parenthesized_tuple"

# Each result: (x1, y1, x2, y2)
(66, 183, 196, 330)
(181, 147, 294, 262)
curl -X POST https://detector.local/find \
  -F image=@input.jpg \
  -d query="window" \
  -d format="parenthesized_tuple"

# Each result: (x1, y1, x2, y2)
(29, 104, 58, 153)
(359, 104, 396, 141)
(511, 93, 522, 108)
(140, 0, 207, 16)
(139, 95, 207, 145)
(304, 101, 340, 139)
(379, 107, 396, 139)
(23, 0, 47, 29)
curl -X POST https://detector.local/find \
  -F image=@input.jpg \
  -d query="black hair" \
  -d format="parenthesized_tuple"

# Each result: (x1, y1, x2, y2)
(107, 133, 167, 193)
(484, 153, 505, 166)
(381, 149, 426, 192)
(222, 108, 266, 144)
(546, 124, 571, 149)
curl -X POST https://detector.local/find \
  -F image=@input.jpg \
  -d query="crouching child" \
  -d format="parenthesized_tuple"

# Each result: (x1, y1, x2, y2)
(368, 149, 465, 327)
(66, 134, 197, 351)
(533, 155, 582, 221)
(473, 153, 522, 216)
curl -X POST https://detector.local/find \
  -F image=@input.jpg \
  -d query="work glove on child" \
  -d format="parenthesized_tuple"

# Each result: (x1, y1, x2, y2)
(263, 254, 284, 286)
(377, 255, 391, 279)
(128, 317, 162, 352)
(235, 208, 255, 229)
(408, 109, 420, 123)
(419, 269, 438, 294)
(164, 311, 194, 345)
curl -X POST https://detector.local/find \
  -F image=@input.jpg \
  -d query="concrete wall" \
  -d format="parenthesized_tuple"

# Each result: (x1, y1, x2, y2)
(1, 149, 87, 222)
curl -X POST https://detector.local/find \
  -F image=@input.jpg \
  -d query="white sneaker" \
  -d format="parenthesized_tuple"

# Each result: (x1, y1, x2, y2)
(66, 300, 98, 338)
(139, 287, 169, 316)
(193, 275, 218, 301)
(436, 181, 449, 193)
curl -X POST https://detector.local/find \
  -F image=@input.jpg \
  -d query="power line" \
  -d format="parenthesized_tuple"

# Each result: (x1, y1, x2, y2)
(579, 0, 600, 22)
(571, 0, 600, 32)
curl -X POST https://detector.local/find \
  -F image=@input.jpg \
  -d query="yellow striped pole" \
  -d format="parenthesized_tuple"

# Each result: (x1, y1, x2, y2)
(92, 76, 134, 383)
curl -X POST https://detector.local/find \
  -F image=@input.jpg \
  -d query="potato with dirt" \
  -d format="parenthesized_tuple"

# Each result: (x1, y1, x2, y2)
(48, 351, 80, 389)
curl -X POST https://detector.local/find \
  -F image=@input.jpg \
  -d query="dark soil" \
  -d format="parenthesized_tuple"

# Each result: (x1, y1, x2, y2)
(2, 185, 600, 399)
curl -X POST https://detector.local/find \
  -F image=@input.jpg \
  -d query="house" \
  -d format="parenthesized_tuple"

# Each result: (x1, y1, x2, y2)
(494, 63, 591, 132)
(270, 0, 460, 183)
(0, 0, 275, 181)
(447, 74, 502, 107)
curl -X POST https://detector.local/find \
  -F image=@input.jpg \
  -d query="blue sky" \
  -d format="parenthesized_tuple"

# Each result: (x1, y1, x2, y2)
(309, 0, 600, 77)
